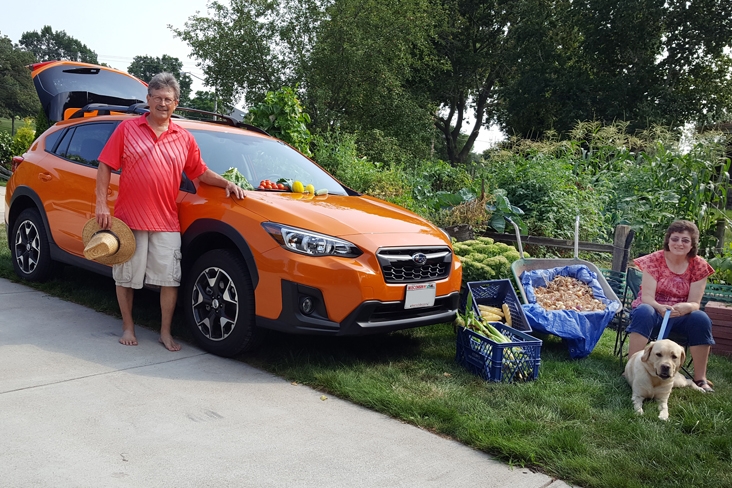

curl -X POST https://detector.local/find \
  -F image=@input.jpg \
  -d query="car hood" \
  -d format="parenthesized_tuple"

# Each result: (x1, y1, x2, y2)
(29, 61, 148, 123)
(242, 192, 448, 241)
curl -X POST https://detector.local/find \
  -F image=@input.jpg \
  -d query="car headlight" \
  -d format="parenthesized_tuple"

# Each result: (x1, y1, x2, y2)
(262, 222, 362, 257)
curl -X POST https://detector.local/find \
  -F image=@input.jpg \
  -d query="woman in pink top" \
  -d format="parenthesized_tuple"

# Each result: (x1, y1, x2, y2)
(626, 220, 715, 392)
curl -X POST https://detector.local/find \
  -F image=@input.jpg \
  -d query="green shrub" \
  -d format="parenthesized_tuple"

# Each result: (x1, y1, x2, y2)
(0, 131, 12, 169)
(482, 150, 610, 243)
(312, 129, 419, 210)
(11, 119, 36, 155)
(246, 86, 312, 156)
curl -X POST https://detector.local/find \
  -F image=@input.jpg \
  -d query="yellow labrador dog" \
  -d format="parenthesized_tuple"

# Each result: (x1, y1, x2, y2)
(624, 339, 706, 420)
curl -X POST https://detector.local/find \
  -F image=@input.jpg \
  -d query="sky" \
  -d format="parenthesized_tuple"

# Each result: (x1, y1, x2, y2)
(1, 0, 211, 90)
(1, 0, 503, 152)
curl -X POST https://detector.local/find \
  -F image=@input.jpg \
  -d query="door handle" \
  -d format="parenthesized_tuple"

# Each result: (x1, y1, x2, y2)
(38, 173, 52, 181)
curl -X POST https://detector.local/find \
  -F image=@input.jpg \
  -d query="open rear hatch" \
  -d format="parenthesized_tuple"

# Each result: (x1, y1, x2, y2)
(30, 61, 148, 122)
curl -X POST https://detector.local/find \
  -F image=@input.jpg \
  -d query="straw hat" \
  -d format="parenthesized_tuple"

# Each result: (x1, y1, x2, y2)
(82, 218, 136, 265)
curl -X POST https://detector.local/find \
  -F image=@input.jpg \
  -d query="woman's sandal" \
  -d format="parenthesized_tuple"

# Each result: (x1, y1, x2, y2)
(694, 379, 715, 393)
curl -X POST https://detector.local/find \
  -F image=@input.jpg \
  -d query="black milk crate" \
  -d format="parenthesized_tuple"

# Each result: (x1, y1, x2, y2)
(465, 279, 531, 333)
(455, 324, 542, 383)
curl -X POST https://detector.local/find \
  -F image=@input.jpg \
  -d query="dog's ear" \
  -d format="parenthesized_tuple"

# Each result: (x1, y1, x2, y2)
(679, 347, 686, 365)
(641, 342, 655, 363)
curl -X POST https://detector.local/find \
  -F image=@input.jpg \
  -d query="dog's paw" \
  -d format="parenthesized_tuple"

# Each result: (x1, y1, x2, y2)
(658, 412, 669, 421)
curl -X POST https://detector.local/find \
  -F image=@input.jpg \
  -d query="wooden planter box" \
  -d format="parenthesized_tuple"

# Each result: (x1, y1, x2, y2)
(704, 301, 732, 357)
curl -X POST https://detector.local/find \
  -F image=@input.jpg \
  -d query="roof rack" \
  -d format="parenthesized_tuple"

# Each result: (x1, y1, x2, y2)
(174, 106, 270, 135)
(68, 102, 149, 119)
(66, 103, 270, 136)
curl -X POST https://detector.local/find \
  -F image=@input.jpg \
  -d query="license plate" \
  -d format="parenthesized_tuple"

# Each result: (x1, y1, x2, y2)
(404, 282, 436, 309)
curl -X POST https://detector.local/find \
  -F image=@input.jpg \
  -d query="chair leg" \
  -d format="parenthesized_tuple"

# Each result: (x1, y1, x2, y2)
(615, 327, 628, 361)
(681, 352, 694, 379)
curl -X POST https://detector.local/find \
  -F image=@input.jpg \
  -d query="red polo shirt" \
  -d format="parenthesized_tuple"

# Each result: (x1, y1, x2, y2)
(99, 114, 207, 232)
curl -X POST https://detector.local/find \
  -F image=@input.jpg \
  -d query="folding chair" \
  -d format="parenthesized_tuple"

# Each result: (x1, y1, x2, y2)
(613, 267, 642, 358)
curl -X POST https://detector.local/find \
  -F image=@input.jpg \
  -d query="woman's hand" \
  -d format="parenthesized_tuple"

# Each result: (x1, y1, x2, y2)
(670, 302, 695, 317)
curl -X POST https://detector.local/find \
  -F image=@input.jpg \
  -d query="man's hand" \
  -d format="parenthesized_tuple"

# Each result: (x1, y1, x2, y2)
(96, 202, 112, 230)
(199, 168, 247, 200)
(225, 181, 246, 200)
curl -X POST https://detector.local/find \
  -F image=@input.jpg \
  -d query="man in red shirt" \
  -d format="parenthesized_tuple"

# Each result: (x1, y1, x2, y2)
(95, 72, 245, 351)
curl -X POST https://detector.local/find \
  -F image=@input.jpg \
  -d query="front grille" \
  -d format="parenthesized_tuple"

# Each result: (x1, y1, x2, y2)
(377, 246, 452, 283)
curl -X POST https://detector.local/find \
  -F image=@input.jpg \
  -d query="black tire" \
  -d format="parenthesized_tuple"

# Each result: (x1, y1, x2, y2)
(11, 208, 55, 282)
(184, 249, 264, 357)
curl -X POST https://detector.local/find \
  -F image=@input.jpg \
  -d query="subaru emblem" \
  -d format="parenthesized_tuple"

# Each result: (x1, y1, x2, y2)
(412, 253, 427, 265)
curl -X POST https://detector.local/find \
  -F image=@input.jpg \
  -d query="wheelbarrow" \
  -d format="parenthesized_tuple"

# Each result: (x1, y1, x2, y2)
(507, 216, 622, 358)
(508, 216, 620, 304)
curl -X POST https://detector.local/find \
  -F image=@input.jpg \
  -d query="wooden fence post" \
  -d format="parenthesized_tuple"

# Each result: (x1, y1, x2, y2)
(611, 225, 634, 272)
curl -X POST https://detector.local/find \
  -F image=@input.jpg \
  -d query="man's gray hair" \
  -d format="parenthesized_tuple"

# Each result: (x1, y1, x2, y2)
(148, 72, 180, 101)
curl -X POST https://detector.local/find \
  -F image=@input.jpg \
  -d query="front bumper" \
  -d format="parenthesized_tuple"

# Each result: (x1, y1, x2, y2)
(256, 279, 459, 335)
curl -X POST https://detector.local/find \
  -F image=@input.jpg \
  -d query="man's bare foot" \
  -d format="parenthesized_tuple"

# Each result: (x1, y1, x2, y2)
(119, 330, 138, 346)
(159, 335, 181, 352)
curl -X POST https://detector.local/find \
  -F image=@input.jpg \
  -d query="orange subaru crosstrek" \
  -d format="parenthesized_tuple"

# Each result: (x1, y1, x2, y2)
(4, 61, 462, 356)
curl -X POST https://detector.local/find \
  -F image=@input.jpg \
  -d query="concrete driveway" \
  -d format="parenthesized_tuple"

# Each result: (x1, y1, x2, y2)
(0, 278, 572, 488)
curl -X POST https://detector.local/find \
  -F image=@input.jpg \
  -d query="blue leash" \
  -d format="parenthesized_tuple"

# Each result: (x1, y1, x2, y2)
(657, 309, 672, 340)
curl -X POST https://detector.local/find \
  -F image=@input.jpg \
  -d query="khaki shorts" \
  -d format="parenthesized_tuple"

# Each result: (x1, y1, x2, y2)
(113, 231, 182, 289)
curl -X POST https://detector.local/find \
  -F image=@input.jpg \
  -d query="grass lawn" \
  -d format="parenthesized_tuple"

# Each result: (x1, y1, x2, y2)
(0, 223, 730, 488)
(0, 117, 13, 134)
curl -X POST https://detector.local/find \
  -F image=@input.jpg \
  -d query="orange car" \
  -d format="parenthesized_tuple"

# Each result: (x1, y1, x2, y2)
(4, 61, 462, 356)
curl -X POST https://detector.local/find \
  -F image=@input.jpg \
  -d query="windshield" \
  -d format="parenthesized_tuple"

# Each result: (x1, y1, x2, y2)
(190, 129, 348, 195)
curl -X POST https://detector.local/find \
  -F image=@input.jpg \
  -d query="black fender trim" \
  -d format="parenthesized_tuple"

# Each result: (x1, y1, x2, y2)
(181, 218, 259, 288)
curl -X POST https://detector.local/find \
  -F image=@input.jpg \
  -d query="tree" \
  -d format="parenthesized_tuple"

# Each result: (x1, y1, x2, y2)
(186, 90, 218, 112)
(409, 0, 525, 165)
(496, 0, 732, 137)
(127, 55, 193, 105)
(171, 0, 326, 108)
(0, 33, 40, 121)
(305, 0, 440, 162)
(19, 25, 98, 63)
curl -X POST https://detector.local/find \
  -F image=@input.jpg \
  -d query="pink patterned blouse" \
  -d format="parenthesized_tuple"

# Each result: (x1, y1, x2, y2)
(631, 250, 714, 308)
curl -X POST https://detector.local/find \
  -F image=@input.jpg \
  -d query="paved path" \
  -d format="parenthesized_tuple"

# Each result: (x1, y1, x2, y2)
(0, 278, 573, 488)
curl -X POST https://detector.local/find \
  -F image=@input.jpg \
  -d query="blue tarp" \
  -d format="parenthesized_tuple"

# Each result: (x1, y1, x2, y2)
(520, 265, 620, 359)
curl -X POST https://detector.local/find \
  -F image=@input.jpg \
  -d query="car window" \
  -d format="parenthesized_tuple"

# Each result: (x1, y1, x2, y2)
(190, 129, 348, 195)
(57, 122, 116, 168)
(43, 129, 64, 152)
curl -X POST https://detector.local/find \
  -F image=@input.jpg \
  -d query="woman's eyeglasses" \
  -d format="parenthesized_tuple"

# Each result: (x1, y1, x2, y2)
(670, 237, 692, 244)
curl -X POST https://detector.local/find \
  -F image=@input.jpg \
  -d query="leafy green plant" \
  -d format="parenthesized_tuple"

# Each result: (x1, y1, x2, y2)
(486, 189, 527, 234)
(607, 131, 731, 257)
(453, 236, 524, 283)
(220, 167, 254, 190)
(246, 86, 312, 156)
(482, 147, 609, 243)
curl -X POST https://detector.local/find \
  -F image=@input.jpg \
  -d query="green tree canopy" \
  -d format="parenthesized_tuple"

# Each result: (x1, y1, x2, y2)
(170, 0, 326, 108)
(127, 55, 193, 105)
(305, 0, 440, 162)
(186, 90, 218, 112)
(497, 0, 732, 138)
(0, 33, 40, 120)
(19, 25, 98, 63)
(172, 0, 732, 164)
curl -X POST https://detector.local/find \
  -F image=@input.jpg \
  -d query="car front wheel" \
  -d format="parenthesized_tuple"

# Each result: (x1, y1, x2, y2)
(11, 208, 55, 282)
(184, 249, 263, 357)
